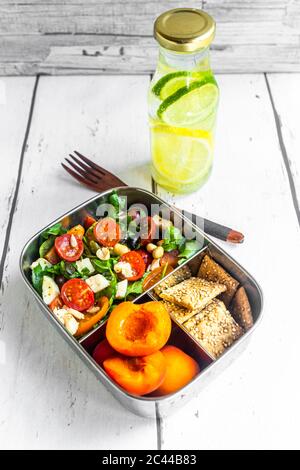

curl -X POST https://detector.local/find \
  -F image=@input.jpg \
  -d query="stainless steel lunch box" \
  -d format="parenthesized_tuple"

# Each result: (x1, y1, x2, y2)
(20, 187, 263, 418)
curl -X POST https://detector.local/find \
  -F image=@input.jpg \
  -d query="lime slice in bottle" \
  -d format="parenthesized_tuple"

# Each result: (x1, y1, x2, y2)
(151, 125, 213, 185)
(152, 71, 197, 99)
(158, 81, 219, 127)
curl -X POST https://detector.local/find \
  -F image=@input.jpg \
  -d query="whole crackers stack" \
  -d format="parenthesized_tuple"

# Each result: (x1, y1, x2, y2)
(156, 255, 253, 359)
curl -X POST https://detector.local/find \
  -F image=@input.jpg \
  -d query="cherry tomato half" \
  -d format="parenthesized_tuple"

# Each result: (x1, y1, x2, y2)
(84, 215, 96, 229)
(55, 234, 83, 262)
(94, 217, 121, 247)
(140, 217, 157, 246)
(120, 251, 146, 281)
(135, 249, 152, 269)
(142, 265, 174, 291)
(61, 279, 95, 312)
(49, 295, 64, 311)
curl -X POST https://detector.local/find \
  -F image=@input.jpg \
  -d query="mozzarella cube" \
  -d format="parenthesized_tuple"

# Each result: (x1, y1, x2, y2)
(85, 274, 110, 293)
(116, 279, 128, 299)
(42, 276, 60, 305)
(53, 308, 68, 325)
(31, 258, 51, 270)
(114, 261, 134, 278)
(64, 313, 79, 336)
(75, 258, 95, 275)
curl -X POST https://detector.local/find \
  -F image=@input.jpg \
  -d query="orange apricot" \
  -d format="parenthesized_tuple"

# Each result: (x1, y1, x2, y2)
(106, 301, 171, 357)
(103, 350, 166, 396)
(151, 345, 200, 396)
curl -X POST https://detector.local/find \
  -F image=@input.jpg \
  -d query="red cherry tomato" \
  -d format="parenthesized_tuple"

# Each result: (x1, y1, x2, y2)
(135, 249, 152, 269)
(61, 279, 94, 312)
(140, 217, 157, 246)
(94, 217, 121, 247)
(54, 234, 83, 262)
(49, 295, 64, 311)
(93, 339, 116, 367)
(84, 215, 96, 229)
(119, 251, 146, 281)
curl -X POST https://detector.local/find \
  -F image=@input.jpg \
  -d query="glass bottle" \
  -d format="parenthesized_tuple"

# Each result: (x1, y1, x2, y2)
(148, 8, 219, 194)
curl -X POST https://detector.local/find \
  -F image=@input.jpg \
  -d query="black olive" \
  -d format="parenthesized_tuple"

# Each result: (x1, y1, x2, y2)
(55, 275, 67, 289)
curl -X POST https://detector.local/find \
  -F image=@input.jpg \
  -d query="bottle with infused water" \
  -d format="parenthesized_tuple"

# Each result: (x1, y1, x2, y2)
(148, 8, 219, 193)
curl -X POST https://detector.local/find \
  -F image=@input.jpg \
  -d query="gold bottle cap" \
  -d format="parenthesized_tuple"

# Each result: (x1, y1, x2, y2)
(154, 8, 215, 53)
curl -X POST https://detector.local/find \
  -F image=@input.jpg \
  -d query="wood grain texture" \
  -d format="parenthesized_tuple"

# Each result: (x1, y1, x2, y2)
(0, 1, 299, 75)
(266, 73, 300, 215)
(0, 77, 35, 268)
(155, 74, 300, 449)
(0, 75, 156, 450)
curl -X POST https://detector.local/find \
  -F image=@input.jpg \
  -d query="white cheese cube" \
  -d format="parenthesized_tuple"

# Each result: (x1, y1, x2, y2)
(116, 279, 128, 299)
(53, 308, 68, 324)
(42, 276, 60, 305)
(75, 258, 95, 275)
(64, 313, 79, 335)
(31, 258, 51, 270)
(114, 261, 134, 278)
(85, 274, 110, 293)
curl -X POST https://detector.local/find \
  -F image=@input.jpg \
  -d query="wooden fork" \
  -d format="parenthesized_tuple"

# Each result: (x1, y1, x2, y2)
(62, 151, 244, 244)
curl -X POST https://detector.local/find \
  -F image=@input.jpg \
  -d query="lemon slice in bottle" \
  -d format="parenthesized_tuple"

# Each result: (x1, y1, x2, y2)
(158, 81, 219, 127)
(151, 124, 213, 185)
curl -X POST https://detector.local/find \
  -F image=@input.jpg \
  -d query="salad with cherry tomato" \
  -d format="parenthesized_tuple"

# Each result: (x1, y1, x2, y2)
(30, 191, 201, 339)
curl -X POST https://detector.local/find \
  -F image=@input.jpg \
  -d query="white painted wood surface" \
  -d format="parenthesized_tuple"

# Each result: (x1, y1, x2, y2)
(0, 75, 156, 450)
(156, 74, 300, 449)
(0, 77, 35, 265)
(1, 73, 300, 449)
(1, 0, 300, 74)
(266, 74, 300, 215)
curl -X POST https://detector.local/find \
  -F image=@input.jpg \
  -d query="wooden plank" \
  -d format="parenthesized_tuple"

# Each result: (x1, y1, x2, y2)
(266, 73, 300, 216)
(0, 1, 300, 74)
(0, 75, 156, 449)
(155, 74, 300, 450)
(0, 77, 35, 273)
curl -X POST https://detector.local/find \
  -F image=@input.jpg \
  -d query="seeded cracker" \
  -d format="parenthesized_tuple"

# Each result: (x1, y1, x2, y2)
(184, 299, 243, 358)
(231, 286, 253, 331)
(160, 300, 204, 324)
(154, 265, 192, 296)
(198, 255, 239, 307)
(160, 277, 226, 311)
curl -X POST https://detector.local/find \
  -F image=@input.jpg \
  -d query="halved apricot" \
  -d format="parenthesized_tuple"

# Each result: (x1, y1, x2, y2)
(151, 345, 200, 396)
(106, 301, 171, 356)
(93, 338, 116, 367)
(103, 350, 166, 396)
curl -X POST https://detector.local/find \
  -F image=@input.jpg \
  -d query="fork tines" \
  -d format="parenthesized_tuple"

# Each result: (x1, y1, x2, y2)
(62, 150, 126, 191)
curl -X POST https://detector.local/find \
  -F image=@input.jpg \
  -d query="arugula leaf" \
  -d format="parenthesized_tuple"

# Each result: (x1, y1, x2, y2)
(162, 225, 185, 252)
(109, 190, 126, 221)
(179, 240, 202, 260)
(40, 223, 66, 240)
(125, 279, 144, 296)
(31, 264, 44, 294)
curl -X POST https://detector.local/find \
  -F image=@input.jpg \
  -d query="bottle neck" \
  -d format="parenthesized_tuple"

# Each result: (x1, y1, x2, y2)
(158, 46, 211, 72)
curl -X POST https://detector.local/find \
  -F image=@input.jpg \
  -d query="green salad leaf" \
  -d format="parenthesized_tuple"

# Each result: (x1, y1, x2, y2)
(162, 225, 185, 252)
(178, 240, 202, 263)
(40, 223, 66, 240)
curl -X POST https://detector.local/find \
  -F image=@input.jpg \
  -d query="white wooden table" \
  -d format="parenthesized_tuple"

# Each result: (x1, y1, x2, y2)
(0, 73, 300, 450)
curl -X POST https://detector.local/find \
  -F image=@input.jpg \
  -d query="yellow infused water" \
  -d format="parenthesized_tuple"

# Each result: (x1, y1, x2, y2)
(148, 9, 219, 194)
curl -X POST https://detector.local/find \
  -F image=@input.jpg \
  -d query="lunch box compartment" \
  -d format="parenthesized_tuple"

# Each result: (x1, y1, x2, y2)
(20, 187, 263, 418)
(147, 244, 262, 361)
(81, 317, 213, 374)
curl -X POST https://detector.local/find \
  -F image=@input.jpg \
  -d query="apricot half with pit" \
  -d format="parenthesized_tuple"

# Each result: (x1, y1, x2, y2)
(106, 301, 171, 357)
